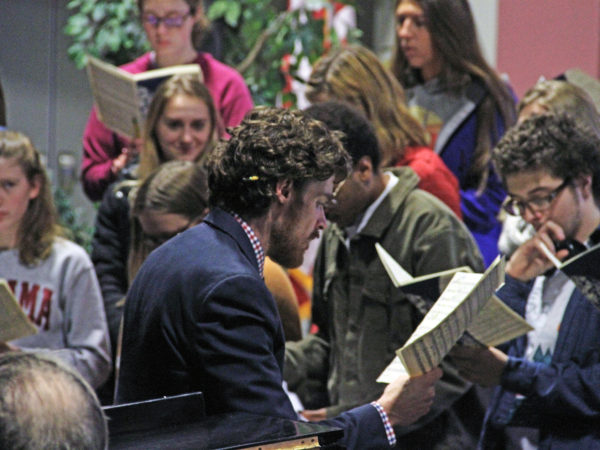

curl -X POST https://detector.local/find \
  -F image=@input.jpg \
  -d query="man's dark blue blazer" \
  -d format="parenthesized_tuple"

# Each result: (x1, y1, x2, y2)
(116, 208, 390, 448)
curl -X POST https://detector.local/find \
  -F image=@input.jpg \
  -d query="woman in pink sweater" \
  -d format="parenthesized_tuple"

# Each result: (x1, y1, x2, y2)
(81, 0, 253, 201)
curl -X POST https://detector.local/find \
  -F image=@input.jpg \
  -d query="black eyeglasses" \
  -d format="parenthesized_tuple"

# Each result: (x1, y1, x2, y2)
(142, 9, 194, 28)
(502, 178, 571, 216)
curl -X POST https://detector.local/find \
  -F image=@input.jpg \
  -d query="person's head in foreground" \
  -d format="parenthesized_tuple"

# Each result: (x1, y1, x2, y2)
(0, 352, 107, 450)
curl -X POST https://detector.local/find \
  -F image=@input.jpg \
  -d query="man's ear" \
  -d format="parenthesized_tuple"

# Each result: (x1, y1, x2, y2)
(275, 179, 293, 204)
(355, 156, 374, 182)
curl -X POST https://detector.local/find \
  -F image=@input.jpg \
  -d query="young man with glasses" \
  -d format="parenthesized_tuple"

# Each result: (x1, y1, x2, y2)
(285, 101, 486, 449)
(80, 0, 253, 202)
(452, 112, 600, 449)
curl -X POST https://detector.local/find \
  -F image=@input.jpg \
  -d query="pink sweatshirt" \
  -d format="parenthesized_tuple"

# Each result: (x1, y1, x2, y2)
(81, 52, 253, 201)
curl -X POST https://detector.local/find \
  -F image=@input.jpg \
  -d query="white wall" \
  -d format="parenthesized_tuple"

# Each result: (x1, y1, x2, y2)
(469, 0, 499, 68)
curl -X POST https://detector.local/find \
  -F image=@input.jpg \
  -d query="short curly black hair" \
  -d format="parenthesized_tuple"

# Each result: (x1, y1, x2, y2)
(206, 106, 351, 218)
(493, 112, 600, 201)
(304, 100, 381, 171)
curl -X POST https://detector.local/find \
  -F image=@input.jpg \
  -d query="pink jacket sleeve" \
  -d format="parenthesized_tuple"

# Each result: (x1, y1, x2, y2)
(81, 108, 130, 201)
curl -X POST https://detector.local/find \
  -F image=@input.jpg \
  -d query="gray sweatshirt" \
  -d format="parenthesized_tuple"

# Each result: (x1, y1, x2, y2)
(0, 238, 111, 388)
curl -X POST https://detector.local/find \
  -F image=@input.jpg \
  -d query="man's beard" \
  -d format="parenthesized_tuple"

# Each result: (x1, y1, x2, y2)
(268, 221, 305, 269)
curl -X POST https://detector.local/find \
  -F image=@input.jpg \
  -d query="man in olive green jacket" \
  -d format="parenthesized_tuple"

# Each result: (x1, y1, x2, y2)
(285, 101, 486, 449)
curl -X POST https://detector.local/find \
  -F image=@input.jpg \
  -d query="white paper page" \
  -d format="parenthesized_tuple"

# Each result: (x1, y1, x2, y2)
(467, 295, 533, 347)
(87, 56, 141, 138)
(377, 356, 409, 384)
(375, 243, 413, 287)
(404, 272, 483, 347)
(0, 280, 37, 342)
(397, 272, 482, 375)
(395, 257, 505, 375)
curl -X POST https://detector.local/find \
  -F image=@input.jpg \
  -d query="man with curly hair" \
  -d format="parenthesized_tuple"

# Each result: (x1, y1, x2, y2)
(116, 106, 441, 448)
(452, 112, 600, 448)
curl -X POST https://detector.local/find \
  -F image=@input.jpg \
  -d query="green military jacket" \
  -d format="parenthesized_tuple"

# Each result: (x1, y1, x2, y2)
(286, 167, 487, 448)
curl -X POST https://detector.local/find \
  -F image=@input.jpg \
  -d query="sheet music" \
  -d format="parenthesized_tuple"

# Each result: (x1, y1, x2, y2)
(0, 280, 37, 342)
(393, 258, 505, 376)
(375, 243, 413, 287)
(87, 56, 141, 138)
(377, 356, 409, 383)
(467, 295, 533, 347)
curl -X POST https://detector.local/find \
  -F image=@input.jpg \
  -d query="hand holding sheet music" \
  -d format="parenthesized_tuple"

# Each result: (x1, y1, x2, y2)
(376, 249, 532, 382)
(449, 344, 509, 387)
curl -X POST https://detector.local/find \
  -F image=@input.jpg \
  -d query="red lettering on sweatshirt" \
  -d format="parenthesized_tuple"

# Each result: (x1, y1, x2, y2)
(7, 280, 53, 332)
(18, 282, 39, 322)
(35, 288, 52, 331)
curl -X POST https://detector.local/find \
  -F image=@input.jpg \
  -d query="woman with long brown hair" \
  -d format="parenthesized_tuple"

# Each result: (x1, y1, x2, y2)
(393, 0, 516, 265)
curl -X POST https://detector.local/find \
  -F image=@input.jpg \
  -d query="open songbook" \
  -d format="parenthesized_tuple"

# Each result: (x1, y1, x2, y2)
(0, 279, 37, 342)
(86, 55, 202, 138)
(376, 255, 533, 381)
(540, 241, 600, 310)
(375, 243, 472, 300)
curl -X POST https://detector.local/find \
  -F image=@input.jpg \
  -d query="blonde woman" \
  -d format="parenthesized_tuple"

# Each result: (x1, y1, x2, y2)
(92, 73, 218, 365)
(307, 44, 461, 217)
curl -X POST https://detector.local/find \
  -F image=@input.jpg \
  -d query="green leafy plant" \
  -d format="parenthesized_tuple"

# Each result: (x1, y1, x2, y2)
(54, 187, 95, 254)
(64, 0, 150, 69)
(64, 0, 360, 106)
(208, 0, 361, 106)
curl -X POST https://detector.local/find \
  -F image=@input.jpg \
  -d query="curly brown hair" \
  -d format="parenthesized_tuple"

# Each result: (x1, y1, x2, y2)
(493, 112, 600, 202)
(206, 106, 351, 219)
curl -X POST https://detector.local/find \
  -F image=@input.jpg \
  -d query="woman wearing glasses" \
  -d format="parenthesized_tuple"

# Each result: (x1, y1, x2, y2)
(81, 0, 253, 202)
